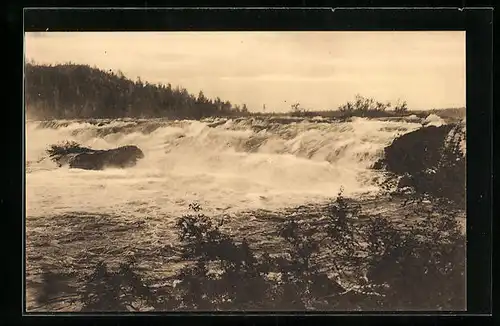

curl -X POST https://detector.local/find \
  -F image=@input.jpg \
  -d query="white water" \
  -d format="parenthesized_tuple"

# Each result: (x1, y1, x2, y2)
(424, 113, 446, 127)
(26, 117, 422, 218)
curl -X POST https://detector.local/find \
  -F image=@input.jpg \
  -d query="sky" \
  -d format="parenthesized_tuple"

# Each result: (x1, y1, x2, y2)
(24, 31, 465, 112)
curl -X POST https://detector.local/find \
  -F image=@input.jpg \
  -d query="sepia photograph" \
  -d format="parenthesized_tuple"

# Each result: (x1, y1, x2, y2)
(24, 31, 466, 312)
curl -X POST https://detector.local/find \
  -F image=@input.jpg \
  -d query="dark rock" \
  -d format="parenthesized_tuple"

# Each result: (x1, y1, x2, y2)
(373, 124, 465, 207)
(397, 174, 414, 188)
(373, 125, 455, 175)
(47, 141, 144, 170)
(69, 146, 144, 170)
(371, 160, 384, 170)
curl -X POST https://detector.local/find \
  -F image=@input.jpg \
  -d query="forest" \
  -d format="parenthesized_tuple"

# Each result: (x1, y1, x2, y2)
(25, 62, 249, 120)
(25, 62, 466, 122)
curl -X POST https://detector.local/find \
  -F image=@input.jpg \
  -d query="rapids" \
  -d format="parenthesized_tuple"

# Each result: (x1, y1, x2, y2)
(25, 116, 423, 218)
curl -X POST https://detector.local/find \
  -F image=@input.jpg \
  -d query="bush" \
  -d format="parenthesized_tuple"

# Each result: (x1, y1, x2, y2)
(336, 95, 413, 118)
(394, 99, 408, 114)
(63, 188, 464, 312)
(46, 141, 92, 159)
(78, 259, 157, 312)
(338, 95, 391, 117)
(45, 141, 94, 167)
(365, 204, 465, 310)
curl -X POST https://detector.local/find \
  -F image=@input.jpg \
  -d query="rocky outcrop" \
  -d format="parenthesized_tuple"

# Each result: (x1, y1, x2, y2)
(47, 141, 144, 170)
(373, 125, 456, 175)
(374, 124, 465, 208)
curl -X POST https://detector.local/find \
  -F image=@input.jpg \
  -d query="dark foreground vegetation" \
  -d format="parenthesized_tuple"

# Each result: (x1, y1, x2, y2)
(48, 195, 461, 312)
(29, 121, 466, 312)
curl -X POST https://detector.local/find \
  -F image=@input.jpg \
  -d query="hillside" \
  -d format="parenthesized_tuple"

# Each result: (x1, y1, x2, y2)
(25, 63, 249, 120)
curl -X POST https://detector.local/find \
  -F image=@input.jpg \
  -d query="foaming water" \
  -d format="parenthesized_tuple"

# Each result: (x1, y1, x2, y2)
(424, 113, 446, 127)
(26, 117, 422, 218)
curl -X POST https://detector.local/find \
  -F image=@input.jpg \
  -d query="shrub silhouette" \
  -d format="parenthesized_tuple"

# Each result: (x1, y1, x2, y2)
(337, 94, 406, 118)
(77, 258, 157, 312)
(46, 141, 92, 160)
(393, 99, 408, 114)
(61, 187, 464, 311)
(44, 141, 94, 168)
(364, 204, 465, 310)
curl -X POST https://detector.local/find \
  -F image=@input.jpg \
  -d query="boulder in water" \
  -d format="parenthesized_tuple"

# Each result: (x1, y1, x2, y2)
(372, 124, 455, 175)
(47, 141, 144, 170)
(373, 124, 465, 207)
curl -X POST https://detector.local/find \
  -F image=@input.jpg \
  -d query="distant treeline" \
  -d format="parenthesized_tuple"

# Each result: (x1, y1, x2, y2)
(25, 63, 250, 120)
(25, 62, 466, 122)
(287, 96, 465, 121)
(286, 107, 465, 122)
